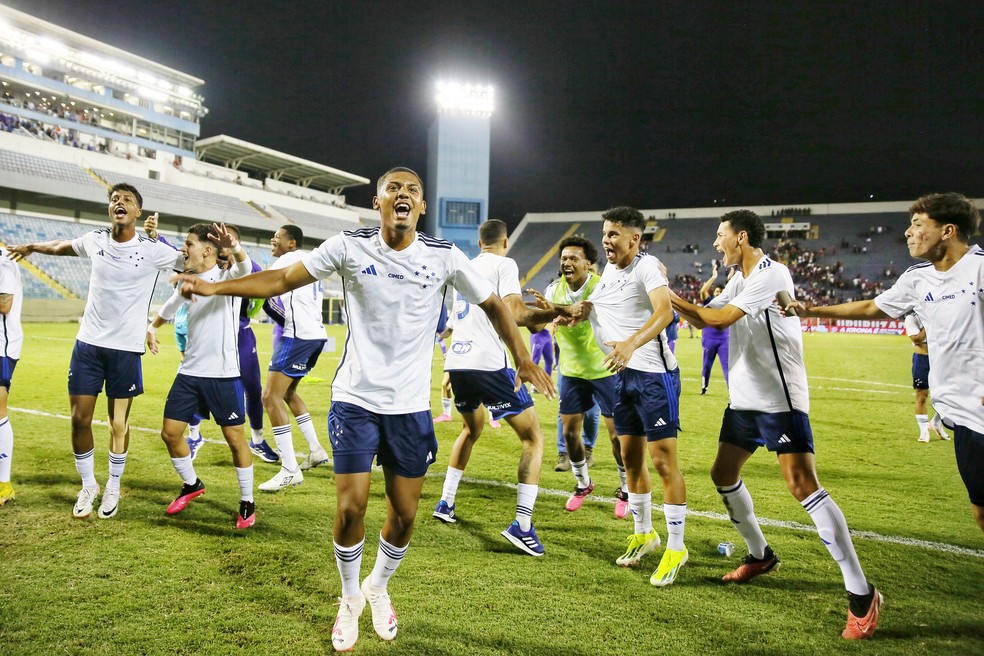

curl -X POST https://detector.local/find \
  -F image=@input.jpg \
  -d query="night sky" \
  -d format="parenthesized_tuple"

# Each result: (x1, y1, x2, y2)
(11, 1, 984, 227)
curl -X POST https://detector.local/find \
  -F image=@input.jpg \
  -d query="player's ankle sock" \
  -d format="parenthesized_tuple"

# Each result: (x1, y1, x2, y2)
(628, 491, 653, 534)
(106, 451, 127, 492)
(369, 534, 408, 589)
(170, 455, 198, 485)
(74, 448, 97, 489)
(848, 584, 876, 616)
(272, 424, 298, 470)
(441, 398, 453, 416)
(916, 413, 928, 438)
(617, 465, 627, 490)
(717, 479, 768, 558)
(334, 539, 364, 599)
(516, 483, 538, 531)
(0, 417, 13, 482)
(235, 465, 254, 503)
(189, 423, 200, 440)
(295, 413, 322, 451)
(441, 466, 463, 505)
(250, 427, 264, 443)
(571, 459, 590, 488)
(664, 503, 687, 550)
(802, 488, 869, 595)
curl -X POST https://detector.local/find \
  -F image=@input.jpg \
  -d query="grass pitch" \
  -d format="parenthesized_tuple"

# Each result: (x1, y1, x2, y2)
(1, 323, 981, 655)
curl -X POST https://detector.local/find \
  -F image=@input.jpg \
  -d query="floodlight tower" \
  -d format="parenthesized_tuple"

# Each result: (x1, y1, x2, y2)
(427, 81, 493, 256)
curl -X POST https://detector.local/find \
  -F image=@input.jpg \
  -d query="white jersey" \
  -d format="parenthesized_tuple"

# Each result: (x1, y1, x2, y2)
(159, 256, 252, 377)
(903, 312, 923, 337)
(0, 248, 24, 360)
(445, 252, 522, 372)
(303, 228, 494, 414)
(587, 252, 678, 373)
(272, 249, 327, 340)
(712, 255, 809, 413)
(874, 245, 984, 434)
(72, 229, 183, 353)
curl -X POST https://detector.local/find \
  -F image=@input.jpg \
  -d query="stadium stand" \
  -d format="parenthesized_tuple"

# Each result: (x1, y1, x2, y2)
(270, 205, 359, 237)
(0, 147, 104, 189)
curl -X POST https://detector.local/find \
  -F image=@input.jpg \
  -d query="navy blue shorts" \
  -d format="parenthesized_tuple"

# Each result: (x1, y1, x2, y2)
(68, 340, 143, 398)
(719, 406, 815, 455)
(269, 337, 326, 378)
(613, 368, 681, 441)
(0, 357, 16, 390)
(163, 373, 246, 426)
(559, 373, 615, 417)
(327, 400, 437, 478)
(946, 421, 984, 506)
(448, 368, 535, 420)
(912, 353, 930, 390)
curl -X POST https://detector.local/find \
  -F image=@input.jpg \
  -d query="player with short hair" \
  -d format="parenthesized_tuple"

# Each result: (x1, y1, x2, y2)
(432, 219, 559, 555)
(258, 224, 330, 492)
(672, 209, 881, 640)
(0, 246, 23, 505)
(172, 167, 554, 652)
(787, 192, 983, 538)
(149, 223, 255, 527)
(903, 312, 949, 442)
(7, 183, 183, 519)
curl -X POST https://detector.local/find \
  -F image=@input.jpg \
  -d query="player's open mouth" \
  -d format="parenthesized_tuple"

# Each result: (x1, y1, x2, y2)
(114, 206, 127, 217)
(395, 202, 411, 218)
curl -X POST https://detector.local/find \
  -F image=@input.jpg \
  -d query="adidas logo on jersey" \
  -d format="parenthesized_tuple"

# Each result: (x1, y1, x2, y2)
(128, 384, 137, 392)
(361, 264, 379, 276)
(228, 412, 239, 420)
(654, 418, 667, 427)
(924, 292, 935, 302)
(777, 433, 792, 444)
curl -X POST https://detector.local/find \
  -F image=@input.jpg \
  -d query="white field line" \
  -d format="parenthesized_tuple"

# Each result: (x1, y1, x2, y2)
(12, 404, 983, 560)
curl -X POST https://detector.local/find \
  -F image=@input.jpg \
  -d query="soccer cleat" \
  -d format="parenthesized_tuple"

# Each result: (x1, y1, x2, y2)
(843, 587, 883, 640)
(929, 418, 950, 441)
(0, 481, 15, 506)
(722, 547, 781, 583)
(73, 485, 100, 518)
(433, 413, 453, 423)
(166, 479, 205, 515)
(565, 481, 595, 512)
(361, 577, 398, 641)
(236, 500, 256, 529)
(97, 488, 120, 519)
(298, 447, 330, 471)
(248, 439, 280, 463)
(258, 466, 304, 492)
(917, 433, 930, 443)
(613, 488, 629, 519)
(432, 500, 457, 524)
(554, 453, 571, 472)
(501, 520, 545, 557)
(186, 435, 205, 461)
(616, 529, 661, 566)
(585, 447, 594, 468)
(701, 387, 708, 395)
(651, 547, 689, 586)
(489, 417, 501, 429)
(331, 593, 366, 652)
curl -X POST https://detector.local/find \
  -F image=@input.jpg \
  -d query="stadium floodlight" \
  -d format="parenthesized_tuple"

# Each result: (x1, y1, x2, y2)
(435, 81, 494, 117)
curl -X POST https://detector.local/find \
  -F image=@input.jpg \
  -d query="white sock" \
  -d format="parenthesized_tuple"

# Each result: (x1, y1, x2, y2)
(334, 539, 364, 600)
(369, 534, 409, 589)
(442, 398, 453, 416)
(170, 455, 198, 485)
(516, 483, 538, 531)
(272, 424, 298, 470)
(236, 465, 254, 502)
(802, 488, 869, 595)
(75, 448, 97, 489)
(0, 417, 12, 482)
(295, 413, 322, 451)
(717, 479, 769, 558)
(617, 465, 628, 491)
(571, 459, 591, 488)
(106, 451, 127, 492)
(250, 427, 264, 443)
(189, 423, 201, 440)
(664, 503, 687, 551)
(441, 466, 463, 506)
(628, 491, 653, 535)
(916, 413, 929, 438)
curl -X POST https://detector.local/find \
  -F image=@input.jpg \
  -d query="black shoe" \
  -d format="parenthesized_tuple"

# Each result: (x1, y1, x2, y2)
(700, 388, 707, 395)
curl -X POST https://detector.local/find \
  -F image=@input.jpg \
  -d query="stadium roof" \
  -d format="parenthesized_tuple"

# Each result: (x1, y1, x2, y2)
(195, 135, 369, 194)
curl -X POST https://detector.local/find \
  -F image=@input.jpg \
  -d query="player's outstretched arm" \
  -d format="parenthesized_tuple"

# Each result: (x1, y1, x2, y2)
(789, 298, 888, 320)
(479, 293, 556, 399)
(6, 239, 76, 261)
(173, 260, 316, 299)
(671, 288, 745, 330)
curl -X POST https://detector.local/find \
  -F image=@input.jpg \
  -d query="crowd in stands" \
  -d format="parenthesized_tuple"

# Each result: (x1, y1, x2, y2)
(771, 237, 890, 305)
(1, 110, 109, 153)
(772, 207, 812, 216)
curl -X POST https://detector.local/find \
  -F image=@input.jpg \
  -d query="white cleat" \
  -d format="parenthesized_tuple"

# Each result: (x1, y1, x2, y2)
(258, 466, 304, 492)
(73, 485, 100, 518)
(97, 488, 120, 519)
(298, 447, 330, 471)
(929, 419, 950, 441)
(331, 593, 366, 652)
(361, 577, 398, 641)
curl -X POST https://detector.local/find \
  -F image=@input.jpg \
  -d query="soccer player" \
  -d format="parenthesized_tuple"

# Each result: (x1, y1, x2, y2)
(149, 223, 255, 528)
(8, 183, 183, 519)
(172, 167, 554, 651)
(903, 311, 949, 442)
(0, 246, 22, 506)
(698, 261, 730, 395)
(672, 209, 882, 640)
(785, 192, 983, 537)
(259, 225, 330, 492)
(531, 235, 630, 517)
(529, 325, 555, 377)
(433, 219, 558, 555)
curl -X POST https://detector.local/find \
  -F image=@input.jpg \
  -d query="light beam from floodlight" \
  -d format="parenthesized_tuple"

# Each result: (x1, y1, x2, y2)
(435, 81, 494, 116)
